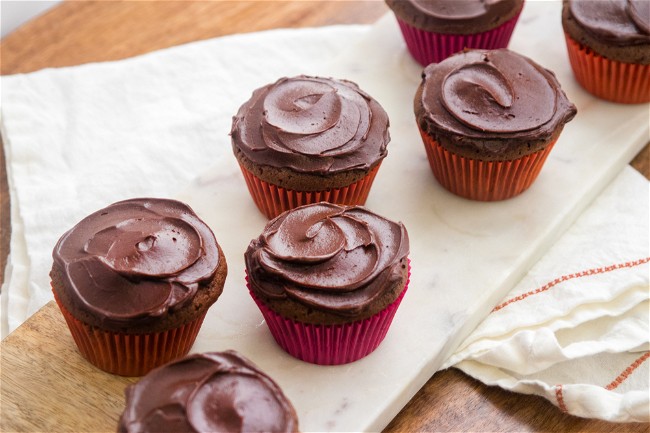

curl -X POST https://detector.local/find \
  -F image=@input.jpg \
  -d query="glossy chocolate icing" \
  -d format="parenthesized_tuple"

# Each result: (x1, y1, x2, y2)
(52, 198, 220, 328)
(568, 0, 650, 45)
(118, 351, 298, 433)
(245, 203, 409, 317)
(415, 49, 577, 159)
(231, 75, 390, 175)
(385, 0, 524, 33)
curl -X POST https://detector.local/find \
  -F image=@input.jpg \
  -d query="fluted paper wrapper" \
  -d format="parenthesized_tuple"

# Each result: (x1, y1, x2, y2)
(420, 130, 557, 201)
(238, 163, 381, 219)
(395, 11, 521, 66)
(564, 33, 650, 104)
(247, 261, 410, 365)
(53, 290, 205, 377)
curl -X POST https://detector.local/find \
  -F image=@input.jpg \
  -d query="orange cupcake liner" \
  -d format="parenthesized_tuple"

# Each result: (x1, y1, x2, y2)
(53, 289, 205, 377)
(238, 163, 381, 219)
(419, 129, 557, 201)
(564, 32, 650, 104)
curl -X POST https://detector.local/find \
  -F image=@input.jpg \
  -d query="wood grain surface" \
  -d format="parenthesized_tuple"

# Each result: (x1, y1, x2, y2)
(0, 302, 137, 432)
(1, 2, 648, 432)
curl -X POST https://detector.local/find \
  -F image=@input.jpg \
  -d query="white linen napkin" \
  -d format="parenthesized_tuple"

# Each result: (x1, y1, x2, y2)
(443, 167, 649, 422)
(0, 24, 368, 334)
(2, 14, 648, 425)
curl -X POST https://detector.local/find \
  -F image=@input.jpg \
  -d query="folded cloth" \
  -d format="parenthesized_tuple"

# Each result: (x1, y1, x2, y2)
(444, 167, 649, 422)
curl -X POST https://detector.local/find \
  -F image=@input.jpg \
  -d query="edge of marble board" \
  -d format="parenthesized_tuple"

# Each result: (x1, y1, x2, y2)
(178, 115, 647, 433)
(365, 127, 649, 432)
(350, 13, 650, 432)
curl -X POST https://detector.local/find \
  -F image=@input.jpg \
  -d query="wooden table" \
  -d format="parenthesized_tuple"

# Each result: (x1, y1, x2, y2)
(1, 2, 648, 432)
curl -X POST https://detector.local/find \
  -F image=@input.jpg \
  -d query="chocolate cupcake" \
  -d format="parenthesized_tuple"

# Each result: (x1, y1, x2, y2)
(415, 48, 577, 201)
(51, 198, 227, 376)
(231, 75, 390, 219)
(245, 202, 410, 365)
(118, 351, 298, 433)
(386, 0, 525, 66)
(562, 0, 650, 103)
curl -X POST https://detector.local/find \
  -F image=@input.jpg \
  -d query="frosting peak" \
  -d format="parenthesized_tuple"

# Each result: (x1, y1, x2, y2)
(246, 203, 409, 317)
(85, 216, 203, 278)
(385, 0, 524, 33)
(52, 198, 220, 328)
(569, 0, 650, 45)
(118, 351, 298, 433)
(412, 0, 505, 19)
(629, 0, 650, 35)
(416, 49, 577, 158)
(439, 52, 556, 133)
(231, 75, 389, 174)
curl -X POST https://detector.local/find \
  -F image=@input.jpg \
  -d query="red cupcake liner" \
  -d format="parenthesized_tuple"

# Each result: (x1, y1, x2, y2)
(247, 260, 411, 365)
(420, 129, 557, 201)
(564, 32, 650, 104)
(395, 9, 522, 66)
(238, 163, 381, 219)
(53, 289, 205, 376)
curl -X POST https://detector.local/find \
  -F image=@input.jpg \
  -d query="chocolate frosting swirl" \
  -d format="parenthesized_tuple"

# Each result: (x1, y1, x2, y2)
(569, 0, 650, 45)
(231, 75, 389, 174)
(52, 198, 220, 328)
(416, 49, 576, 158)
(385, 0, 524, 33)
(118, 351, 298, 433)
(245, 203, 409, 317)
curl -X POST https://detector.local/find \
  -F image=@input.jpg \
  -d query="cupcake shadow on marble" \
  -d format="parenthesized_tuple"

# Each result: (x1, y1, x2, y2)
(244, 202, 410, 365)
(50, 198, 227, 376)
(230, 75, 390, 219)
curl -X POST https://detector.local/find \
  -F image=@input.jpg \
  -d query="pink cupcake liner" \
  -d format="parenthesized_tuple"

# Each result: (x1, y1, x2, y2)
(238, 163, 381, 219)
(247, 260, 411, 365)
(395, 9, 522, 66)
(420, 129, 557, 201)
(564, 32, 650, 104)
(53, 289, 205, 377)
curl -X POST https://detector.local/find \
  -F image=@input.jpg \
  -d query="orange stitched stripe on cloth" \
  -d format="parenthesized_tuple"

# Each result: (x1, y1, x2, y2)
(555, 384, 568, 413)
(492, 257, 650, 313)
(605, 352, 650, 391)
(554, 352, 649, 412)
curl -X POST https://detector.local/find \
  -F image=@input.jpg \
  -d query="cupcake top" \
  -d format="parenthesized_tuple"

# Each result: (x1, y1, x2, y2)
(562, 0, 650, 64)
(245, 202, 409, 321)
(230, 75, 390, 175)
(51, 198, 222, 330)
(118, 351, 298, 433)
(385, 0, 525, 34)
(414, 49, 577, 160)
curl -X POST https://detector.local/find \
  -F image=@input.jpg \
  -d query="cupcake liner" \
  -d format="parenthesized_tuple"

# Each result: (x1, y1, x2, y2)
(238, 163, 381, 219)
(53, 289, 205, 376)
(420, 129, 557, 201)
(395, 9, 522, 66)
(564, 32, 650, 104)
(247, 260, 411, 365)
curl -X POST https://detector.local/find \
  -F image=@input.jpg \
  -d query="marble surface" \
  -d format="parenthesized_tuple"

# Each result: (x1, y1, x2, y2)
(177, 4, 648, 431)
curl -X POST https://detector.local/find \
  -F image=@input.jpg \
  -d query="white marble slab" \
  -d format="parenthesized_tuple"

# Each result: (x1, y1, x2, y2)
(178, 3, 649, 431)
